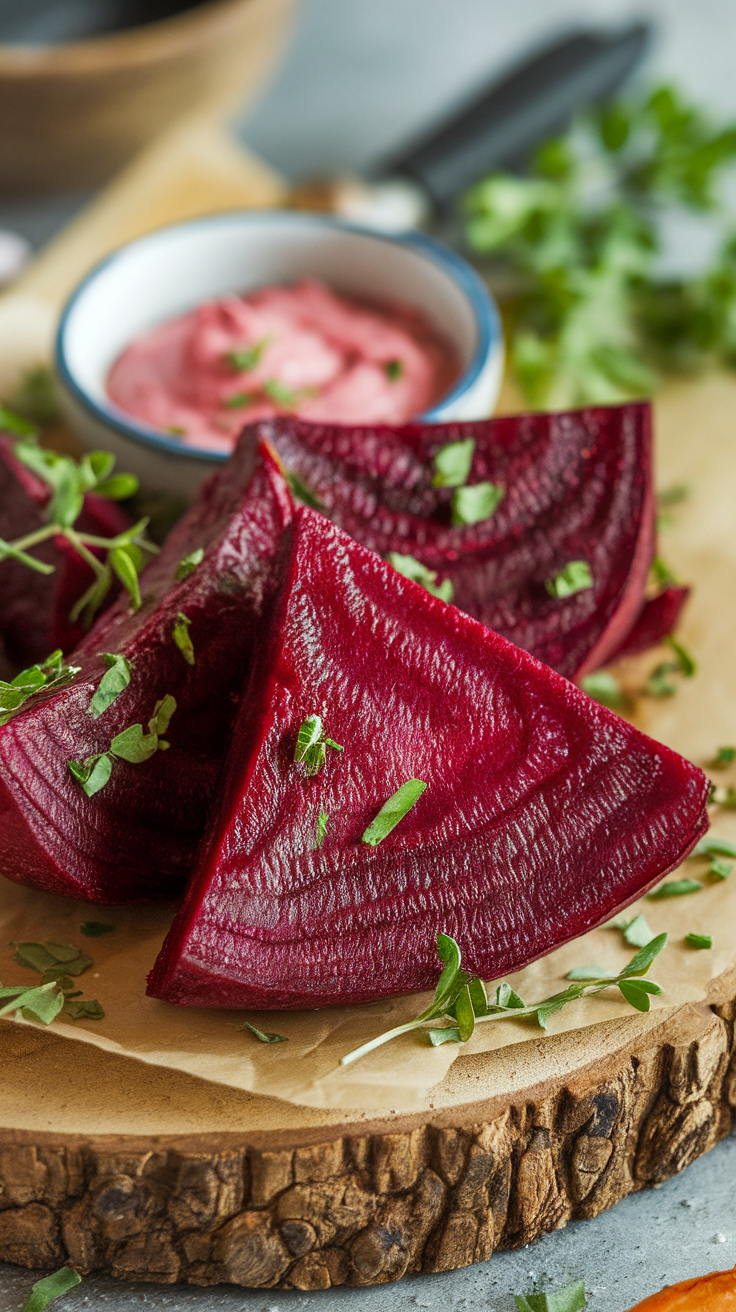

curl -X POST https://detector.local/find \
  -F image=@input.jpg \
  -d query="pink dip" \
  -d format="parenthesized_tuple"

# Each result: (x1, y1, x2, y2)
(106, 279, 460, 452)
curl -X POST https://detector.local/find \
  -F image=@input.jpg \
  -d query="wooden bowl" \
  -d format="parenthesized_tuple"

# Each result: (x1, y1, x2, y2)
(0, 0, 297, 194)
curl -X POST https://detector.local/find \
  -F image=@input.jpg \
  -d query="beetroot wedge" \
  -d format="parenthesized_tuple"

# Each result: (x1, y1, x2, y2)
(609, 586, 690, 661)
(260, 403, 654, 680)
(0, 434, 131, 665)
(148, 502, 709, 1011)
(0, 438, 294, 903)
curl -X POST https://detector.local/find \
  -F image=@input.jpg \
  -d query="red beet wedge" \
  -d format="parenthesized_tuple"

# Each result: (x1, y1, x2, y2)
(261, 403, 655, 680)
(0, 438, 293, 903)
(148, 498, 709, 1011)
(0, 434, 132, 666)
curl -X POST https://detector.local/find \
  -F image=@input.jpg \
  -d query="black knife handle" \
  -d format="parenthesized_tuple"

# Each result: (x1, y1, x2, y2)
(378, 23, 652, 210)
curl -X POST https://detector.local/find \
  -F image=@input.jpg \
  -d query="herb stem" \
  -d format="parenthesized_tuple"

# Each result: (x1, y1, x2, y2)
(5, 524, 57, 552)
(62, 527, 107, 578)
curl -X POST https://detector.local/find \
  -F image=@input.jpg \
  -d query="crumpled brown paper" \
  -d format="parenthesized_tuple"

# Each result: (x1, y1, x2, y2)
(1, 373, 735, 1113)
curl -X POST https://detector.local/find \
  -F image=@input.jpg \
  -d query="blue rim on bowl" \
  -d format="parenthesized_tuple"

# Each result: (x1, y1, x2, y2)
(55, 210, 502, 464)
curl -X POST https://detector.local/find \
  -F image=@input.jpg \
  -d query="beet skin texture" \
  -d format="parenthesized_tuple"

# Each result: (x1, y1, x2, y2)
(148, 492, 709, 1011)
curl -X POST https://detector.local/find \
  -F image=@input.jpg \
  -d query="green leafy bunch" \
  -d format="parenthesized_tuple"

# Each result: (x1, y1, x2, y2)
(464, 85, 736, 407)
(0, 412, 157, 625)
(340, 929, 667, 1067)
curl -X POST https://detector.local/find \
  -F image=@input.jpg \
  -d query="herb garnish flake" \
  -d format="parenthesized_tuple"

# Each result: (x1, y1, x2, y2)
(432, 438, 475, 489)
(173, 612, 195, 665)
(388, 552, 454, 602)
(176, 547, 204, 580)
(88, 653, 132, 720)
(294, 715, 343, 777)
(361, 779, 427, 847)
(546, 560, 593, 599)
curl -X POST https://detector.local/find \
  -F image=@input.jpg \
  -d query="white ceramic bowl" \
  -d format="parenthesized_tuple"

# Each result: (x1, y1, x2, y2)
(56, 211, 504, 497)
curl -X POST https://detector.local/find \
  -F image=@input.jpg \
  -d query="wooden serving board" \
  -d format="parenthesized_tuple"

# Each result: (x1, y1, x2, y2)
(1, 135, 736, 1289)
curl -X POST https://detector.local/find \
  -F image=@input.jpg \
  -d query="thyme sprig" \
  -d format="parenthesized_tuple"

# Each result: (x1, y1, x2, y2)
(0, 421, 158, 624)
(340, 931, 667, 1067)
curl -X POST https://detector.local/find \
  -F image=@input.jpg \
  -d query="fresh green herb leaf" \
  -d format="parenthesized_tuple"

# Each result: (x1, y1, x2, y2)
(546, 560, 593, 599)
(294, 715, 343, 777)
(432, 438, 475, 489)
(19, 1264, 82, 1312)
(172, 612, 195, 666)
(650, 555, 679, 587)
(566, 965, 614, 981)
(175, 547, 204, 580)
(657, 483, 689, 510)
(315, 809, 329, 848)
(109, 724, 158, 763)
(13, 941, 93, 977)
(68, 753, 112, 797)
(693, 835, 736, 858)
(451, 481, 505, 526)
(711, 745, 736, 769)
(709, 857, 733, 880)
(384, 358, 403, 381)
(580, 670, 624, 708)
(387, 552, 454, 602)
(361, 779, 427, 846)
(685, 932, 713, 949)
(149, 693, 176, 738)
(0, 651, 80, 726)
(79, 922, 114, 937)
(614, 912, 657, 946)
(665, 634, 696, 677)
(647, 878, 703, 899)
(88, 653, 132, 719)
(110, 544, 142, 611)
(95, 472, 139, 501)
(646, 661, 679, 697)
(226, 339, 268, 372)
(263, 378, 298, 407)
(340, 932, 667, 1067)
(223, 390, 255, 410)
(241, 1020, 288, 1044)
(64, 998, 105, 1020)
(285, 469, 325, 511)
(515, 1277, 587, 1312)
(0, 981, 66, 1025)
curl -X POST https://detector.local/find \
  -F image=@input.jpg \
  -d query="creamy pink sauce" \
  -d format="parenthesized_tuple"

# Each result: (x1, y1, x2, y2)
(106, 279, 460, 452)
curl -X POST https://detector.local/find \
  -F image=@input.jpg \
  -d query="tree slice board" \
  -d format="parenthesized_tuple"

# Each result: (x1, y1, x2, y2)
(2, 368, 736, 1284)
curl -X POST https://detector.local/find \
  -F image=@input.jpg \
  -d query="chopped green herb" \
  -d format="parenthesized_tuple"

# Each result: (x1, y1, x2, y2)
(286, 470, 325, 511)
(0, 650, 81, 726)
(515, 1277, 587, 1312)
(0, 981, 66, 1025)
(685, 932, 713, 949)
(646, 662, 678, 697)
(263, 378, 298, 407)
(712, 745, 736, 769)
(650, 555, 678, 587)
(361, 779, 427, 846)
(316, 809, 329, 848)
(64, 998, 105, 1020)
(387, 552, 454, 602)
(340, 931, 667, 1066)
(709, 857, 733, 880)
(451, 481, 505, 526)
(13, 941, 93, 977)
(19, 1264, 82, 1312)
(657, 484, 689, 510)
(647, 877, 703, 899)
(294, 715, 343, 777)
(432, 437, 475, 488)
(68, 753, 112, 797)
(666, 634, 696, 677)
(226, 339, 268, 372)
(172, 612, 195, 665)
(580, 670, 624, 708)
(109, 723, 159, 763)
(88, 653, 132, 719)
(384, 359, 403, 381)
(546, 560, 593, 599)
(110, 543, 142, 611)
(176, 547, 204, 580)
(241, 1020, 288, 1044)
(693, 835, 736, 858)
(614, 912, 656, 946)
(79, 922, 114, 937)
(223, 390, 255, 410)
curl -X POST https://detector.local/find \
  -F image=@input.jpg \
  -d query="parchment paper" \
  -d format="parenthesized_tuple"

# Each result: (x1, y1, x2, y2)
(1, 372, 735, 1113)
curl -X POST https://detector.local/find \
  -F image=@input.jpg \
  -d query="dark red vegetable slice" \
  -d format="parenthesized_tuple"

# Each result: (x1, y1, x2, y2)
(259, 403, 654, 681)
(148, 500, 709, 1011)
(0, 435, 131, 665)
(610, 586, 690, 661)
(0, 438, 294, 903)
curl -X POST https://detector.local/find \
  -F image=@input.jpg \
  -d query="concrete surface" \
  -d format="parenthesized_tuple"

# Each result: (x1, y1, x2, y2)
(1, 1, 735, 1307)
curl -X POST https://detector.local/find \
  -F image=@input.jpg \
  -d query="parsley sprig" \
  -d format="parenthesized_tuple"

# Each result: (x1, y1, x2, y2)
(0, 421, 158, 624)
(340, 931, 667, 1067)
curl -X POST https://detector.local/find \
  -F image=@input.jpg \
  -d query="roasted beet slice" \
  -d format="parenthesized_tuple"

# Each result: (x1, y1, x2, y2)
(0, 439, 294, 903)
(260, 404, 654, 680)
(610, 586, 690, 661)
(148, 502, 708, 1011)
(0, 435, 131, 665)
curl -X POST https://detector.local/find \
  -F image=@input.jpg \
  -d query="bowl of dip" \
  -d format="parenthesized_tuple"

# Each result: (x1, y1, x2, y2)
(56, 211, 504, 495)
